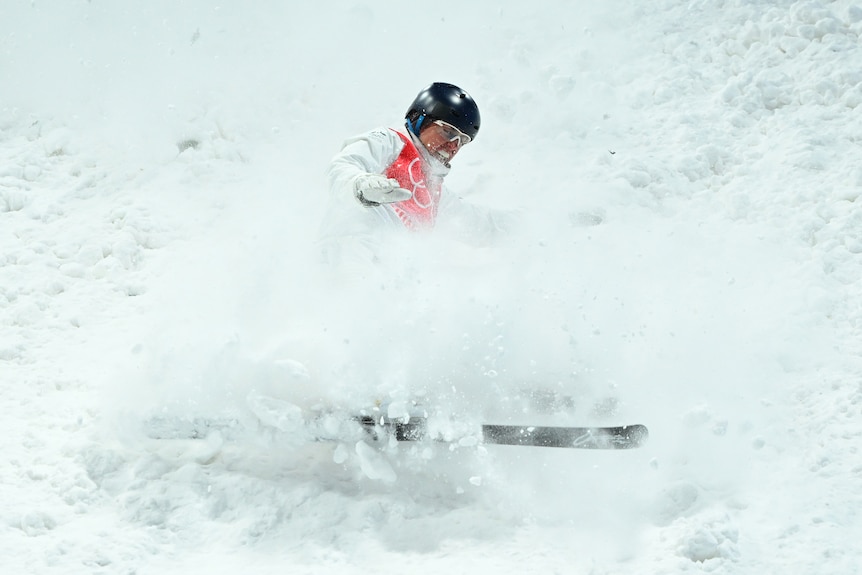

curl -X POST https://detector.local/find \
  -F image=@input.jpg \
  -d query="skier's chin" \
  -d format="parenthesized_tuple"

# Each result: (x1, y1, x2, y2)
(433, 149, 453, 167)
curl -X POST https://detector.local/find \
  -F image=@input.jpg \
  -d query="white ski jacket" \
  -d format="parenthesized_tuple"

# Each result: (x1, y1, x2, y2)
(319, 127, 509, 265)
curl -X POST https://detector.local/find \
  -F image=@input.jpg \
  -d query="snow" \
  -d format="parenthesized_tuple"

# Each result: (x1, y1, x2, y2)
(2, 0, 862, 573)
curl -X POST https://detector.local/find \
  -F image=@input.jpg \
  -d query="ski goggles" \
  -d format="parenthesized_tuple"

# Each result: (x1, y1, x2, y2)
(432, 120, 472, 146)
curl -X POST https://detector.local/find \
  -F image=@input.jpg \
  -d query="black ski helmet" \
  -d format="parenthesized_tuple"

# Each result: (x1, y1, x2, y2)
(405, 82, 480, 141)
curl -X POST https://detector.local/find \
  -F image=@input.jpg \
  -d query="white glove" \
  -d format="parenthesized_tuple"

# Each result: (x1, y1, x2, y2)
(353, 174, 412, 206)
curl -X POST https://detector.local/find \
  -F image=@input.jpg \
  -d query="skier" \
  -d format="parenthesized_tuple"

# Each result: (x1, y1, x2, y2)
(320, 82, 512, 266)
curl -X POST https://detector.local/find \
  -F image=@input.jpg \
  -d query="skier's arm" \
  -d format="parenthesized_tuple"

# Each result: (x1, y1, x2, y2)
(326, 129, 410, 206)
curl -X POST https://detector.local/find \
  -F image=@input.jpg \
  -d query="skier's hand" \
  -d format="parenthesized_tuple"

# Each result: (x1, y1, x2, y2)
(353, 174, 412, 207)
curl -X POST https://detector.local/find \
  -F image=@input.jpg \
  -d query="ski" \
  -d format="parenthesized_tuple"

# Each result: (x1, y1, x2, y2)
(143, 413, 648, 450)
(484, 422, 647, 449)
(355, 416, 648, 450)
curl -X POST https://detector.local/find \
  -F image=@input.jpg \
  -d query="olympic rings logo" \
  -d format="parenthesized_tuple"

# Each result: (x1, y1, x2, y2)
(407, 157, 433, 209)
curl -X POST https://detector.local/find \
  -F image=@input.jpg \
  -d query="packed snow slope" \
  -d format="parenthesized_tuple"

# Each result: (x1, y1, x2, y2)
(2, 1, 862, 573)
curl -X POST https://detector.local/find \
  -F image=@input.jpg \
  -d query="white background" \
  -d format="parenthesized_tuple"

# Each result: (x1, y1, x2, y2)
(2, 1, 861, 573)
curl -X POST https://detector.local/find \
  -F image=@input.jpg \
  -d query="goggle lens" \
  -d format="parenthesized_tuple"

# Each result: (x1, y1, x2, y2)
(433, 120, 472, 146)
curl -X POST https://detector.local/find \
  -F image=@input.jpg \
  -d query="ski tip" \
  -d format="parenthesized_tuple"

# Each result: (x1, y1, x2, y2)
(619, 424, 649, 448)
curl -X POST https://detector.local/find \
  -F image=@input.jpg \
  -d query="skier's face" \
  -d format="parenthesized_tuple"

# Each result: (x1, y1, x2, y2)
(420, 120, 471, 165)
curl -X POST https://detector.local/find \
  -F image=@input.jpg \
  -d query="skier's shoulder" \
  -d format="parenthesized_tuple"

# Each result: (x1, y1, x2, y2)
(343, 126, 405, 149)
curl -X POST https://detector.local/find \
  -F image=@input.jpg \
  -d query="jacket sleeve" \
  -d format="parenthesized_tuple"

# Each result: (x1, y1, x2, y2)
(326, 128, 404, 204)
